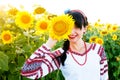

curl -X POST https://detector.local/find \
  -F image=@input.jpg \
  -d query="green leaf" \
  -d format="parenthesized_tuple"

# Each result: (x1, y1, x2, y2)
(18, 55, 25, 67)
(0, 51, 9, 71)
(9, 62, 16, 73)
(8, 74, 19, 80)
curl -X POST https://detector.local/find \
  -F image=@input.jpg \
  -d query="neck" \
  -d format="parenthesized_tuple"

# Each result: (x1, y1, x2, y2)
(70, 39, 85, 52)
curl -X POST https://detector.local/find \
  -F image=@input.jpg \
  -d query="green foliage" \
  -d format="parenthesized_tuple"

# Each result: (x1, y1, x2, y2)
(0, 52, 9, 71)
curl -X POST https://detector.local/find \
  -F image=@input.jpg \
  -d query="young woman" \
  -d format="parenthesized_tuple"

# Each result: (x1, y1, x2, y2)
(21, 9, 108, 80)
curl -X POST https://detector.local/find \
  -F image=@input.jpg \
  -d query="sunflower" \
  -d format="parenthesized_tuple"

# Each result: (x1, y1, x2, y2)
(96, 38, 104, 45)
(15, 11, 34, 30)
(49, 14, 74, 40)
(100, 29, 108, 36)
(94, 22, 100, 27)
(106, 23, 112, 30)
(33, 6, 46, 14)
(1, 30, 13, 44)
(111, 24, 118, 32)
(8, 8, 18, 16)
(112, 34, 117, 41)
(89, 36, 98, 43)
(87, 24, 92, 31)
(35, 19, 49, 35)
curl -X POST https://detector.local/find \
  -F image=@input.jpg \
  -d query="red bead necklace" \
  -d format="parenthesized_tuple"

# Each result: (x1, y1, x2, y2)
(70, 41, 87, 66)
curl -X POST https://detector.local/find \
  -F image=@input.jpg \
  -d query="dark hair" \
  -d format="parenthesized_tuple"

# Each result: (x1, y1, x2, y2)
(67, 9, 88, 28)
(59, 9, 88, 66)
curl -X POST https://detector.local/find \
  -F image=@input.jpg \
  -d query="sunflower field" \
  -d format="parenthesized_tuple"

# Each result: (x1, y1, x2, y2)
(0, 5, 120, 80)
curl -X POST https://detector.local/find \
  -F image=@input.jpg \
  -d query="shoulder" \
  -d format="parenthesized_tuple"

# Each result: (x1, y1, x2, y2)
(90, 43, 104, 51)
(85, 42, 105, 55)
(91, 43, 106, 59)
(86, 42, 107, 61)
(85, 42, 102, 51)
(86, 42, 104, 54)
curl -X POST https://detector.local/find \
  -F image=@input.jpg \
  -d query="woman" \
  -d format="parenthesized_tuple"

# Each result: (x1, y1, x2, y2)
(21, 9, 108, 80)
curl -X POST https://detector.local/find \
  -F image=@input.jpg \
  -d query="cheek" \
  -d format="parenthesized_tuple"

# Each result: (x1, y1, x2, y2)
(77, 33, 85, 40)
(77, 31, 83, 38)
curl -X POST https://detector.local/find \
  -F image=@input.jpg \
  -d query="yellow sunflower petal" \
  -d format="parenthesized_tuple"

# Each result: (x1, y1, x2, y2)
(112, 34, 117, 41)
(89, 36, 98, 43)
(100, 29, 108, 36)
(111, 24, 118, 32)
(1, 30, 13, 44)
(96, 38, 104, 45)
(15, 11, 34, 30)
(35, 19, 49, 34)
(7, 7, 18, 16)
(106, 23, 112, 30)
(49, 14, 74, 40)
(34, 6, 46, 14)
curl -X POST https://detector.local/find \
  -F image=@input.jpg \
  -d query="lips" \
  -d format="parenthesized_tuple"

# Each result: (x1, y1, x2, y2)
(68, 34, 77, 39)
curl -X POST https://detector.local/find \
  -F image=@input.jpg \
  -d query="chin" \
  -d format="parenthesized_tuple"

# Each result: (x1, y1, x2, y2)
(69, 38, 78, 43)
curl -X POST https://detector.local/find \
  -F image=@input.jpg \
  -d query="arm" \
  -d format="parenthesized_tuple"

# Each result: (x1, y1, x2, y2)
(21, 38, 64, 79)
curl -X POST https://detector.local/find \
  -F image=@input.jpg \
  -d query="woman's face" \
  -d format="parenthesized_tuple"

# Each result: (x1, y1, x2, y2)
(68, 25, 86, 43)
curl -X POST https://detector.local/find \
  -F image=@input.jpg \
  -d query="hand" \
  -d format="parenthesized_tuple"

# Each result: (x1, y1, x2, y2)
(45, 37, 58, 48)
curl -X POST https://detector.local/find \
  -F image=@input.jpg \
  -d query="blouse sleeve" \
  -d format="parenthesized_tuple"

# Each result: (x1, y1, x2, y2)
(99, 46, 109, 80)
(21, 44, 64, 79)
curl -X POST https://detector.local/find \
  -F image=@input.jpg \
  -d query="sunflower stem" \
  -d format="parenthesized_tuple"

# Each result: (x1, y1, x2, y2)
(42, 33, 46, 42)
(27, 29, 30, 45)
(43, 34, 46, 42)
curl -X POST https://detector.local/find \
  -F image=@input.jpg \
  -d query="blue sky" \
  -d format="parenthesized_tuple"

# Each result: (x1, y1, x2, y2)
(0, 0, 120, 24)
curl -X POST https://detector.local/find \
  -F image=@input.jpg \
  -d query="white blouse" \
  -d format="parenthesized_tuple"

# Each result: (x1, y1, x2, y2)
(21, 43, 108, 80)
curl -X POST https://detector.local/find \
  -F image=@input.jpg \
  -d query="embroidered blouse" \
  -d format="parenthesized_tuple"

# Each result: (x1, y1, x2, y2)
(21, 43, 108, 80)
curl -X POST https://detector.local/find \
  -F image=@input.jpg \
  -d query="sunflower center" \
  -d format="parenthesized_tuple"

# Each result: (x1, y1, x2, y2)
(21, 15, 30, 24)
(40, 22, 48, 30)
(3, 34, 11, 41)
(113, 27, 117, 30)
(113, 36, 116, 39)
(107, 25, 111, 29)
(34, 7, 45, 14)
(102, 31, 108, 34)
(97, 39, 103, 44)
(113, 35, 117, 40)
(53, 21, 67, 35)
(91, 38, 96, 41)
